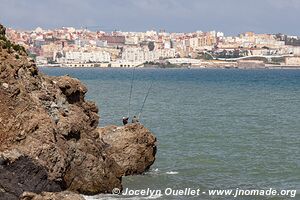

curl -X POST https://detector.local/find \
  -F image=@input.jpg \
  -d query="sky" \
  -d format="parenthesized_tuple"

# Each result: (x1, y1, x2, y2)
(0, 0, 299, 35)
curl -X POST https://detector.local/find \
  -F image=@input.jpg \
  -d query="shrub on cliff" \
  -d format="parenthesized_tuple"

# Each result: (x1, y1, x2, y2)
(0, 24, 6, 35)
(12, 43, 26, 53)
(0, 36, 27, 55)
(0, 24, 26, 55)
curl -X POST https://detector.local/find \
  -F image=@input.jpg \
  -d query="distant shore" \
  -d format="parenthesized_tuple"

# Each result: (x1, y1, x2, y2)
(39, 64, 300, 70)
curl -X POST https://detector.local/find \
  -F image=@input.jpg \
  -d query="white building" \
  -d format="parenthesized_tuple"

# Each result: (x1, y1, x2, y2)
(189, 37, 199, 49)
(63, 51, 111, 63)
(122, 47, 175, 62)
(285, 57, 300, 66)
(167, 58, 202, 65)
(36, 56, 48, 65)
(216, 32, 224, 38)
(290, 47, 300, 56)
(34, 27, 44, 33)
(164, 41, 171, 49)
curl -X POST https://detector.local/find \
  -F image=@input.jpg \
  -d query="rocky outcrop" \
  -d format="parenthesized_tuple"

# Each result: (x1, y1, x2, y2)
(20, 191, 85, 200)
(98, 124, 157, 175)
(0, 153, 62, 200)
(0, 24, 157, 199)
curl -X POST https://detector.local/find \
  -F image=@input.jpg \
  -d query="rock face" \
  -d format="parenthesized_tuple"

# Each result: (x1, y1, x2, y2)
(98, 124, 157, 175)
(0, 24, 157, 199)
(0, 154, 62, 200)
(20, 191, 85, 200)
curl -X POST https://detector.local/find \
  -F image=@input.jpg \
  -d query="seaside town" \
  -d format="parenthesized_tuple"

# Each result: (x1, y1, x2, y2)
(6, 27, 300, 68)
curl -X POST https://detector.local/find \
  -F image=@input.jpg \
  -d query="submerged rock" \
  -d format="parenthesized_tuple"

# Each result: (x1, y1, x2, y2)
(0, 24, 157, 199)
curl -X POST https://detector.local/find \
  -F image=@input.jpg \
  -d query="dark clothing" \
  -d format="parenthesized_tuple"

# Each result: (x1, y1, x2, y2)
(123, 117, 129, 125)
(0, 157, 7, 165)
(132, 116, 139, 123)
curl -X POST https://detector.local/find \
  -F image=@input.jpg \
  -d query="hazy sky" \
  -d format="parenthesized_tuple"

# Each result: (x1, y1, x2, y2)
(0, 0, 299, 35)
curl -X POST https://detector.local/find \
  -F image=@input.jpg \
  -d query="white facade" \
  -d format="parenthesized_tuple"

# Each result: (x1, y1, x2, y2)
(285, 57, 300, 66)
(290, 47, 300, 56)
(216, 32, 224, 37)
(110, 60, 144, 67)
(189, 38, 199, 49)
(122, 47, 175, 62)
(164, 41, 171, 49)
(36, 56, 48, 65)
(64, 51, 111, 63)
(167, 58, 201, 65)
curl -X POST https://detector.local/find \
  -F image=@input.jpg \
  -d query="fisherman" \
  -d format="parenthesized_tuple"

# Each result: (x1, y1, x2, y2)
(122, 117, 129, 125)
(132, 115, 139, 123)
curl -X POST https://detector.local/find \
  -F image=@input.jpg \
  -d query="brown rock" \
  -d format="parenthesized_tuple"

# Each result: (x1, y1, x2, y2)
(0, 153, 62, 200)
(98, 123, 157, 175)
(0, 23, 156, 199)
(20, 191, 84, 200)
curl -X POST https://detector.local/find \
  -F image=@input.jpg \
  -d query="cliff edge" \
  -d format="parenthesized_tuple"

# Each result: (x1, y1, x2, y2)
(0, 24, 156, 199)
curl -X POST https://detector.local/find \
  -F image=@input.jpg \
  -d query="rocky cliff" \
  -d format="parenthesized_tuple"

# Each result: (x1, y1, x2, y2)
(0, 24, 156, 199)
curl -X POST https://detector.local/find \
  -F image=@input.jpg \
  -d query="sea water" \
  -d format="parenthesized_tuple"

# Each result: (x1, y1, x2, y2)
(40, 68, 300, 200)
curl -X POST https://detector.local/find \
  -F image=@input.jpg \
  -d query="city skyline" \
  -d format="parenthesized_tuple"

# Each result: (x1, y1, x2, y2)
(0, 0, 300, 36)
(6, 22, 300, 68)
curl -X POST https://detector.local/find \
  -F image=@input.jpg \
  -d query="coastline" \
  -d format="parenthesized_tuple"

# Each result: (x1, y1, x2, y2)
(0, 24, 157, 199)
(38, 64, 300, 70)
(41, 67, 300, 200)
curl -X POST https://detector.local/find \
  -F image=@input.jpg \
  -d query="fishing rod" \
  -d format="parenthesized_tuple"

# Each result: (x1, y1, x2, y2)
(138, 79, 154, 119)
(128, 67, 136, 117)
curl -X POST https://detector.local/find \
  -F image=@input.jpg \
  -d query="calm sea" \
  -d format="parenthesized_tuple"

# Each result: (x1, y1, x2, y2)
(40, 67, 300, 200)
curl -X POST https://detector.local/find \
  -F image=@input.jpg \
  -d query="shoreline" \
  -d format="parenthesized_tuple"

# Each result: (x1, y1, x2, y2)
(38, 65, 300, 70)
(0, 23, 157, 199)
